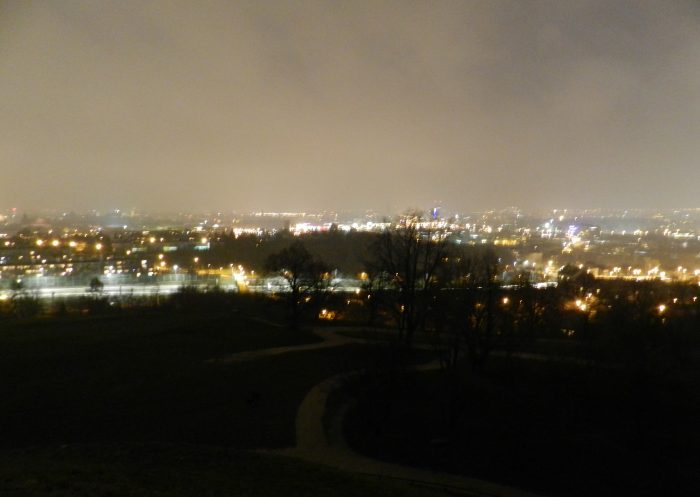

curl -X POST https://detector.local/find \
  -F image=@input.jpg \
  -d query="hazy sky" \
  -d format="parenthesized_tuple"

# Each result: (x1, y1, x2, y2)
(1, 1, 699, 213)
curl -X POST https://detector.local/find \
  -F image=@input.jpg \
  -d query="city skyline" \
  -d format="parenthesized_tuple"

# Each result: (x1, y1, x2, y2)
(2, 1, 700, 213)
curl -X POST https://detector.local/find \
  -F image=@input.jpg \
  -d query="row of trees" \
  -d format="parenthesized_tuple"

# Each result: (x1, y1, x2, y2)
(366, 220, 531, 372)
(263, 216, 545, 372)
(265, 215, 700, 378)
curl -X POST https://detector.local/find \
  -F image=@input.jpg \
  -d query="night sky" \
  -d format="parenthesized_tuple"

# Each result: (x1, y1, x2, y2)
(1, 1, 699, 213)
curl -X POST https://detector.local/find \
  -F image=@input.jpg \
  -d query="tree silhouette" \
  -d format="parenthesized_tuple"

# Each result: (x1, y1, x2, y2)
(437, 246, 502, 372)
(371, 214, 448, 346)
(89, 277, 104, 294)
(9, 279, 41, 318)
(265, 241, 328, 329)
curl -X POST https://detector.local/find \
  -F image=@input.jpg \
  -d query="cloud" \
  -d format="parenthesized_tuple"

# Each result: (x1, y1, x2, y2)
(1, 0, 699, 213)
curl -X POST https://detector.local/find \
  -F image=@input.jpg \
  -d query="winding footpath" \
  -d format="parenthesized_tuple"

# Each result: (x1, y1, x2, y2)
(209, 327, 354, 363)
(216, 326, 543, 497)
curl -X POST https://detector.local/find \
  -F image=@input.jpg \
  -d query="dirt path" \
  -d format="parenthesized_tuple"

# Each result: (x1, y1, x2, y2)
(269, 334, 542, 497)
(209, 327, 356, 363)
(213, 326, 542, 496)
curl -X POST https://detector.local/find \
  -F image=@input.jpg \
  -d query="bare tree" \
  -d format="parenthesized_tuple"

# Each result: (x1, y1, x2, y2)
(436, 247, 502, 372)
(265, 240, 329, 329)
(10, 279, 42, 318)
(372, 214, 448, 346)
(358, 256, 391, 326)
(89, 277, 104, 294)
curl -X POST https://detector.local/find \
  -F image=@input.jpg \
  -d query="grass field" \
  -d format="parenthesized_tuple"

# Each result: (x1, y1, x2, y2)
(0, 308, 464, 496)
(344, 355, 700, 497)
(0, 310, 392, 450)
(16, 307, 686, 496)
(0, 444, 449, 497)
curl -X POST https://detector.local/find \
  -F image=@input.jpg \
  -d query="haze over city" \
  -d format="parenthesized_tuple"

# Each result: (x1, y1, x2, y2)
(2, 0, 700, 213)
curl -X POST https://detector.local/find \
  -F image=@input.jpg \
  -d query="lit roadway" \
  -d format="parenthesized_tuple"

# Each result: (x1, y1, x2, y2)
(0, 281, 363, 300)
(0, 284, 238, 300)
